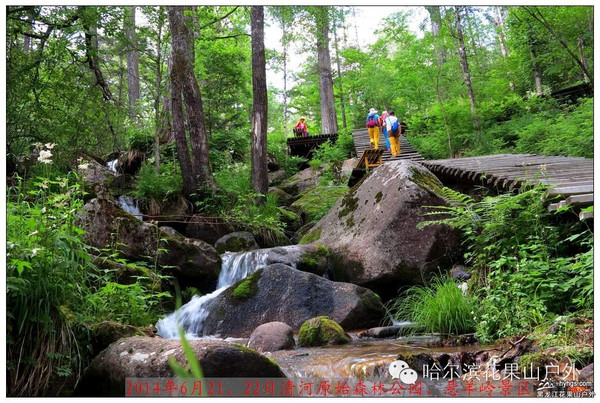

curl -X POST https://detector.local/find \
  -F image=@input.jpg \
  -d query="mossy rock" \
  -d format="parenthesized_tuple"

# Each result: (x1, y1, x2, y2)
(290, 186, 348, 224)
(298, 316, 351, 347)
(299, 227, 322, 244)
(278, 207, 302, 233)
(230, 270, 263, 300)
(214, 232, 259, 254)
(296, 244, 330, 275)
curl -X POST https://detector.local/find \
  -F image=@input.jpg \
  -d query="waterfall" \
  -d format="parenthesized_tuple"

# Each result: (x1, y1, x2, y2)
(156, 249, 270, 339)
(117, 195, 142, 220)
(107, 159, 119, 173)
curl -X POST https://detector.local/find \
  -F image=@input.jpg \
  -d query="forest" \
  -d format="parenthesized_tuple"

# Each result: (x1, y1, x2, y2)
(6, 5, 593, 397)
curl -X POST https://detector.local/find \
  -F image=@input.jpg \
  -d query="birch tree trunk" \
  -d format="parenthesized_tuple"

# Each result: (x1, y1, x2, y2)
(425, 6, 446, 66)
(493, 7, 515, 91)
(250, 6, 268, 203)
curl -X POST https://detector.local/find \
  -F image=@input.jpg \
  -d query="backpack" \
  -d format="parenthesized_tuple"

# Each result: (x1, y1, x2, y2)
(390, 120, 400, 137)
(366, 114, 378, 128)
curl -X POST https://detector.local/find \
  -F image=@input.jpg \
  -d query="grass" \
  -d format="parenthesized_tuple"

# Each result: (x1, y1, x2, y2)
(389, 276, 475, 335)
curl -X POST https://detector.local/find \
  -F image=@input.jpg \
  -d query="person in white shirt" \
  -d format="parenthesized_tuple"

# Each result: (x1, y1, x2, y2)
(384, 110, 402, 157)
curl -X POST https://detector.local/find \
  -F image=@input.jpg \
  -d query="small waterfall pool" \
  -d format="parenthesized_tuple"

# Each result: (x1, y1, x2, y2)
(156, 249, 271, 339)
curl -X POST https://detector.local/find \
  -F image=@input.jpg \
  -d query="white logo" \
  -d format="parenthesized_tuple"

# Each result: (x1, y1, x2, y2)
(389, 360, 418, 384)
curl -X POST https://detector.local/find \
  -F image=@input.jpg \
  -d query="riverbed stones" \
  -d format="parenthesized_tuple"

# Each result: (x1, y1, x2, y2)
(76, 337, 285, 396)
(302, 160, 460, 298)
(247, 322, 295, 352)
(298, 316, 351, 347)
(214, 232, 260, 254)
(77, 198, 221, 291)
(201, 264, 384, 337)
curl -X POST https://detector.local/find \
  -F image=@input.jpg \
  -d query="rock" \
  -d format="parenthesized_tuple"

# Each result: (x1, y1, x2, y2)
(278, 208, 302, 235)
(292, 222, 316, 244)
(255, 244, 330, 275)
(76, 158, 115, 196)
(298, 316, 351, 347)
(289, 186, 347, 224)
(185, 216, 235, 245)
(76, 337, 285, 396)
(279, 166, 323, 197)
(579, 363, 593, 382)
(77, 198, 221, 291)
(214, 232, 259, 254)
(268, 187, 294, 207)
(358, 325, 402, 339)
(202, 263, 384, 337)
(268, 169, 287, 186)
(341, 158, 359, 178)
(267, 152, 281, 172)
(247, 322, 295, 352)
(90, 321, 145, 354)
(450, 265, 471, 281)
(303, 160, 460, 298)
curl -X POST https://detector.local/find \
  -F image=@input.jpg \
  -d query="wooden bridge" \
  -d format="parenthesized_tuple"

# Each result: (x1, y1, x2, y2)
(351, 128, 593, 220)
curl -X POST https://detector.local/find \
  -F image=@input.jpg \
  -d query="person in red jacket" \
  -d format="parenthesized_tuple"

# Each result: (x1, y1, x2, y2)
(294, 117, 309, 137)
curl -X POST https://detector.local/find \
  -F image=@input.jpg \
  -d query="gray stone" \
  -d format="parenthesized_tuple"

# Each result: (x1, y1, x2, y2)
(579, 363, 593, 382)
(76, 337, 285, 396)
(247, 322, 295, 352)
(268, 169, 287, 186)
(202, 264, 384, 337)
(268, 187, 294, 207)
(77, 198, 221, 291)
(279, 166, 323, 197)
(303, 160, 460, 298)
(214, 232, 260, 254)
(450, 265, 472, 281)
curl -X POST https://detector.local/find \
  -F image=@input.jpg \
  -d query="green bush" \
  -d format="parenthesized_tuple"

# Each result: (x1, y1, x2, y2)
(389, 276, 475, 335)
(132, 161, 183, 202)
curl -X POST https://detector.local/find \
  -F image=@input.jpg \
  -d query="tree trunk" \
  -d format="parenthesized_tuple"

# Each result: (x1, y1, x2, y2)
(250, 6, 268, 203)
(125, 6, 140, 120)
(168, 6, 216, 198)
(578, 37, 589, 80)
(153, 12, 164, 173)
(493, 7, 515, 91)
(530, 44, 543, 96)
(454, 7, 481, 144)
(426, 6, 446, 66)
(315, 7, 338, 135)
(332, 22, 347, 132)
(281, 19, 289, 135)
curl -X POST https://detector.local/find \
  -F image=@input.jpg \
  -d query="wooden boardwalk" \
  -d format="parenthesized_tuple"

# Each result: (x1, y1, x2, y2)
(352, 128, 424, 162)
(351, 128, 593, 220)
(421, 154, 593, 220)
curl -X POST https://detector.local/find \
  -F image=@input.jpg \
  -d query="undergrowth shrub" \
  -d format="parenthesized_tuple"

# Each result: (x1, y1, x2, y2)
(132, 161, 183, 202)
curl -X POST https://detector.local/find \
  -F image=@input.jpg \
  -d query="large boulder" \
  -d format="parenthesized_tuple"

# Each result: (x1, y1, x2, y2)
(202, 263, 384, 337)
(268, 187, 294, 207)
(268, 169, 287, 186)
(77, 198, 221, 291)
(301, 160, 460, 298)
(279, 166, 323, 197)
(76, 158, 115, 196)
(289, 186, 347, 224)
(90, 321, 145, 354)
(76, 337, 286, 396)
(214, 232, 259, 254)
(247, 322, 295, 352)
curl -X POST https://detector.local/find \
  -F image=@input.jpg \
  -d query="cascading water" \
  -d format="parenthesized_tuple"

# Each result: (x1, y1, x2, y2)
(107, 159, 119, 173)
(117, 195, 142, 220)
(156, 249, 271, 339)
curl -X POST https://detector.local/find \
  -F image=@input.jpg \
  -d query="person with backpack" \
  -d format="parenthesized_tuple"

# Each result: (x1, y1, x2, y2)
(294, 116, 309, 137)
(379, 110, 391, 152)
(365, 108, 381, 149)
(385, 110, 402, 157)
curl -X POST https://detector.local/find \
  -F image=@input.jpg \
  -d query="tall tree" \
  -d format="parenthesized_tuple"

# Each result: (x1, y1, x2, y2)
(425, 6, 446, 66)
(125, 6, 140, 119)
(492, 7, 515, 91)
(313, 7, 338, 135)
(452, 6, 481, 144)
(168, 6, 216, 199)
(250, 6, 268, 202)
(332, 17, 348, 132)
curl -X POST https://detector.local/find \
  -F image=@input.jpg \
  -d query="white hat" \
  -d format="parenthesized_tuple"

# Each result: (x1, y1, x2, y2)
(369, 108, 377, 113)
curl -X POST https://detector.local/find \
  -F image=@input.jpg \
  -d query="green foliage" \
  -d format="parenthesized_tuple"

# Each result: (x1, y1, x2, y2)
(419, 186, 593, 343)
(132, 161, 183, 202)
(389, 276, 475, 335)
(7, 171, 171, 396)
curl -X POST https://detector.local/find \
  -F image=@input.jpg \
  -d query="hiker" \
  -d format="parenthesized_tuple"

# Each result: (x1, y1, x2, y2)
(385, 110, 402, 157)
(294, 117, 309, 137)
(365, 108, 381, 149)
(379, 110, 391, 152)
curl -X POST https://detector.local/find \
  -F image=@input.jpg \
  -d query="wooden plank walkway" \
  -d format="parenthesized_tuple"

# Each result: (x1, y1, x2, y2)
(421, 154, 593, 220)
(352, 128, 424, 162)
(351, 128, 592, 220)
